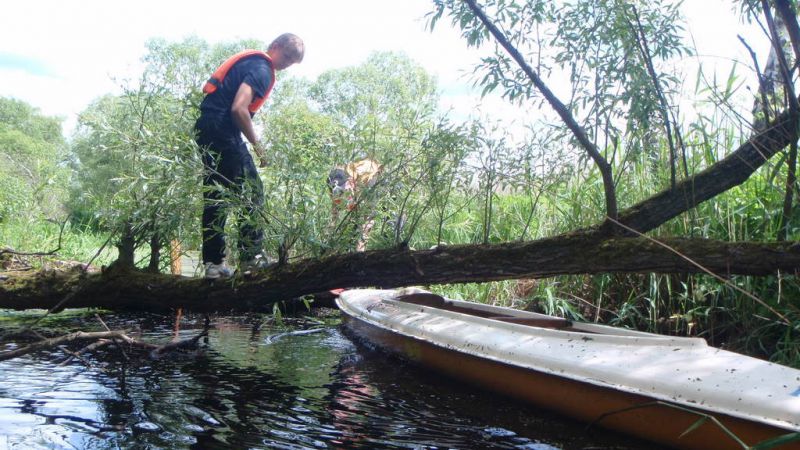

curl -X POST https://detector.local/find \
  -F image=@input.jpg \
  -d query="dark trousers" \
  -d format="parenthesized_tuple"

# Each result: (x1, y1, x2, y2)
(195, 116, 264, 265)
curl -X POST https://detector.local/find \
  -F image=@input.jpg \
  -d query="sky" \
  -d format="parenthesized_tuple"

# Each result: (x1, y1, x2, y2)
(0, 0, 770, 136)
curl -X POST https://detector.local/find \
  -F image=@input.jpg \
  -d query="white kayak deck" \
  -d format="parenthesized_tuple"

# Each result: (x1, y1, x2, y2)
(338, 289, 800, 433)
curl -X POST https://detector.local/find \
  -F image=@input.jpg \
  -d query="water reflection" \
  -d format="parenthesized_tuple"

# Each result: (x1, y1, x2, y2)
(0, 311, 657, 449)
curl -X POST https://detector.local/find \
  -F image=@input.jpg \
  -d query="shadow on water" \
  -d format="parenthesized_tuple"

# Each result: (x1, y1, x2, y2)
(0, 309, 661, 449)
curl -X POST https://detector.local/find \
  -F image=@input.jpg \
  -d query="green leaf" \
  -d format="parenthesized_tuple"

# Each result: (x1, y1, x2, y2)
(751, 433, 800, 450)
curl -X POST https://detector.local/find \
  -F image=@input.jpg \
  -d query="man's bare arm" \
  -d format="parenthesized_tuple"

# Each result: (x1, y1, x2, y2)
(231, 82, 268, 167)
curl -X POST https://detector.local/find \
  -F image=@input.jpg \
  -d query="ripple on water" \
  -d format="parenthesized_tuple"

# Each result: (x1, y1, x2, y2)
(0, 311, 659, 449)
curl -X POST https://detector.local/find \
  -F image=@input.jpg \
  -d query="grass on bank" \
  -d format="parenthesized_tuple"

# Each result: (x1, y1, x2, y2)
(0, 217, 117, 268)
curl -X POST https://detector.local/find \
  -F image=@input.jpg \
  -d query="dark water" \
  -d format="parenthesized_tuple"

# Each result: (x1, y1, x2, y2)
(0, 309, 657, 449)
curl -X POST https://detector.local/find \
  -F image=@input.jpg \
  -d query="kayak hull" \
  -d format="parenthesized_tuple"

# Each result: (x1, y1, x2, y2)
(337, 289, 800, 450)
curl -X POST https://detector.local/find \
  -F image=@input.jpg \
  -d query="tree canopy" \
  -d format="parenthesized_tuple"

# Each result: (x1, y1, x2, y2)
(0, 97, 66, 222)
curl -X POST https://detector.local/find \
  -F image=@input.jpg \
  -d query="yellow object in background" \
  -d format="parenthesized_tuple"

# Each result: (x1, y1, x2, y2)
(345, 158, 382, 188)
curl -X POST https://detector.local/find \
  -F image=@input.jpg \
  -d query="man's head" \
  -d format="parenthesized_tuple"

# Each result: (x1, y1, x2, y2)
(267, 33, 305, 71)
(328, 168, 349, 196)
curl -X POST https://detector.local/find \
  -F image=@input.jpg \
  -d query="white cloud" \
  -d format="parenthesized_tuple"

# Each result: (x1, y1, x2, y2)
(0, 0, 771, 137)
(2, 0, 491, 133)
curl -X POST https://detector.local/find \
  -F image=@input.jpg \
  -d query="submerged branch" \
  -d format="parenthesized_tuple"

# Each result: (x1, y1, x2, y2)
(0, 322, 211, 362)
(0, 331, 135, 362)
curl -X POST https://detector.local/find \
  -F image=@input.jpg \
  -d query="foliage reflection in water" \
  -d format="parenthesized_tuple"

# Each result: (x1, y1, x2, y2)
(0, 310, 658, 449)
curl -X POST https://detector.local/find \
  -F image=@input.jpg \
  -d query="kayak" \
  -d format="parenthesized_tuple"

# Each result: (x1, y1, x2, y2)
(336, 288, 800, 450)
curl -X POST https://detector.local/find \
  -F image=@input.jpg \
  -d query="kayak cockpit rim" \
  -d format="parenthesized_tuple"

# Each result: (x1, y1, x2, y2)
(388, 290, 706, 346)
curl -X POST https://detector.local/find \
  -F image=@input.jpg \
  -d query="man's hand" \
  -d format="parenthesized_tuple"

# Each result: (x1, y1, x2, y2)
(253, 143, 269, 168)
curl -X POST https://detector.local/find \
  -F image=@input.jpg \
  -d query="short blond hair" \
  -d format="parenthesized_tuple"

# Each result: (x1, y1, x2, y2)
(269, 33, 305, 64)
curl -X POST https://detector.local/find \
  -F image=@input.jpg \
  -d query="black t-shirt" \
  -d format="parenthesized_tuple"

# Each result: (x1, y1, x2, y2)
(199, 55, 273, 130)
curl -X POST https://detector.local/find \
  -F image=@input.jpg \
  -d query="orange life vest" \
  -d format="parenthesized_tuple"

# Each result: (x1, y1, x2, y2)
(202, 50, 276, 114)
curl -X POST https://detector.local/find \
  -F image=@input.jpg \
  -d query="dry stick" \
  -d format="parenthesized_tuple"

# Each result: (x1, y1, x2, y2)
(606, 217, 790, 326)
(149, 321, 210, 358)
(96, 314, 129, 361)
(43, 327, 98, 367)
(25, 327, 85, 367)
(0, 322, 209, 363)
(461, 0, 617, 221)
(58, 340, 112, 368)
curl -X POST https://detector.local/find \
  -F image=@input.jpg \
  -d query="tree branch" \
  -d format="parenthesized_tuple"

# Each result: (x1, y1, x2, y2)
(461, 0, 618, 222)
(773, 0, 800, 67)
(615, 106, 800, 234)
(0, 219, 68, 258)
(0, 331, 135, 362)
(0, 322, 210, 362)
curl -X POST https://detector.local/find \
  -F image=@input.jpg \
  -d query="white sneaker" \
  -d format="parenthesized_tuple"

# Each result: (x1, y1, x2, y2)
(204, 262, 235, 279)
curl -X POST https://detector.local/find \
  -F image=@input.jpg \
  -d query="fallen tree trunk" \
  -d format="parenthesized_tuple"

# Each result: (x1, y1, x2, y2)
(1, 236, 798, 312)
(2, 105, 798, 314)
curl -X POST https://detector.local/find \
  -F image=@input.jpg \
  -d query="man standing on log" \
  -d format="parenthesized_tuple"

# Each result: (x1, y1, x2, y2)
(195, 33, 304, 279)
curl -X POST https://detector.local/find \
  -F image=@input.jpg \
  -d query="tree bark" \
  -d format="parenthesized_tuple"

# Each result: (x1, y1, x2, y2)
(774, 0, 800, 70)
(1, 236, 798, 313)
